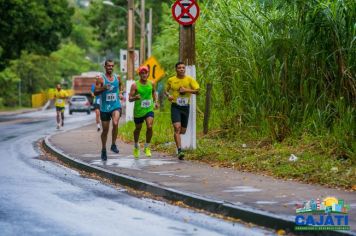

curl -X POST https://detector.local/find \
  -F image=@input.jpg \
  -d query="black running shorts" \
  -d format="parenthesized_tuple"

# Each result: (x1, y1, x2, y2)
(56, 106, 65, 112)
(171, 103, 190, 128)
(100, 108, 122, 121)
(134, 111, 154, 124)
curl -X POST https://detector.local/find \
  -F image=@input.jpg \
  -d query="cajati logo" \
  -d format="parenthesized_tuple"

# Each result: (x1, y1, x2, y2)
(295, 197, 350, 231)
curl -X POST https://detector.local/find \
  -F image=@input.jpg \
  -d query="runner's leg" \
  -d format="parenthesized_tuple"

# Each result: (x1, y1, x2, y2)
(134, 123, 143, 145)
(101, 121, 110, 150)
(95, 108, 101, 131)
(111, 110, 120, 145)
(144, 116, 154, 157)
(173, 122, 182, 149)
(61, 109, 64, 126)
(145, 116, 154, 144)
(56, 108, 61, 129)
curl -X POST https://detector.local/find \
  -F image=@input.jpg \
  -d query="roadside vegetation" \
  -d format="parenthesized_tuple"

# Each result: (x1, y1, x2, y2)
(120, 0, 355, 189)
(119, 108, 355, 190)
(0, 0, 354, 188)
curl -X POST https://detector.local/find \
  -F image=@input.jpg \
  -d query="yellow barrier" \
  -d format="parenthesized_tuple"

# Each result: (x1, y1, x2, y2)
(31, 93, 46, 108)
(32, 89, 74, 108)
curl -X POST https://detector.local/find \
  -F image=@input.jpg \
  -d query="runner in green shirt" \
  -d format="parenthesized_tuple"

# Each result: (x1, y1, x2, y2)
(129, 66, 158, 158)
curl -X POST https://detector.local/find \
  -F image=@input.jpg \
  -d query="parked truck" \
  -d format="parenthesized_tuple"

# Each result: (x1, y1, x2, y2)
(71, 72, 100, 104)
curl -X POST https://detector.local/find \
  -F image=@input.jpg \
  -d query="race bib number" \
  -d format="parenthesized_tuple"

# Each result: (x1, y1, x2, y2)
(141, 100, 151, 108)
(57, 99, 63, 103)
(106, 93, 117, 102)
(176, 97, 189, 106)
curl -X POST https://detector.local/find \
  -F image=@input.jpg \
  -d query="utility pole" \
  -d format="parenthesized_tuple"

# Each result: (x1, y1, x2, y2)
(179, 24, 196, 149)
(172, 0, 200, 149)
(127, 0, 135, 81)
(140, 0, 145, 64)
(179, 25, 195, 65)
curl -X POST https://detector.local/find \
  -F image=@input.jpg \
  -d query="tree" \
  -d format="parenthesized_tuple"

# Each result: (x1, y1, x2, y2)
(50, 42, 97, 84)
(0, 0, 74, 69)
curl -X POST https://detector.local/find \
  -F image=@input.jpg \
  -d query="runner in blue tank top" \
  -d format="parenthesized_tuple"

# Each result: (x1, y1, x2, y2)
(94, 59, 123, 161)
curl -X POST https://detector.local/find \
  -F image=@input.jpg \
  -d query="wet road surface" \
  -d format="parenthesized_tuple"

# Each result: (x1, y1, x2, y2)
(0, 109, 273, 235)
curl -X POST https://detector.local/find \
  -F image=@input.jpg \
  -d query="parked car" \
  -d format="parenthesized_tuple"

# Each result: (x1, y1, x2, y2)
(69, 95, 91, 115)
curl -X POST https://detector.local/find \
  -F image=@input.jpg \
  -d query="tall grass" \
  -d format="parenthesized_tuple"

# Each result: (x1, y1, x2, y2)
(194, 0, 355, 158)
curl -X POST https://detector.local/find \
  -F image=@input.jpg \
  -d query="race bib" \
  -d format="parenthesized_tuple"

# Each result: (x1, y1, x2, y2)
(176, 97, 189, 106)
(106, 93, 117, 101)
(141, 100, 152, 108)
(57, 99, 63, 103)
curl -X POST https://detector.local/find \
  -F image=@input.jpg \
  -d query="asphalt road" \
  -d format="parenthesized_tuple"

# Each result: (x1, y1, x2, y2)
(0, 109, 272, 236)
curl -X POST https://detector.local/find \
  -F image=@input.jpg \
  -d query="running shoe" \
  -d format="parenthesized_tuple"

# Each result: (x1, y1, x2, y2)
(144, 147, 152, 157)
(101, 149, 107, 161)
(61, 121, 64, 127)
(110, 144, 119, 153)
(178, 150, 185, 160)
(56, 124, 60, 130)
(133, 147, 140, 159)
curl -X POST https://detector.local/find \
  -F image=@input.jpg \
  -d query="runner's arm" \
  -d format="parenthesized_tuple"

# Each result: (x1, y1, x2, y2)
(179, 87, 199, 94)
(152, 83, 158, 103)
(118, 76, 124, 100)
(94, 76, 107, 95)
(152, 82, 159, 108)
(128, 83, 139, 102)
(90, 84, 95, 97)
(164, 81, 174, 102)
(179, 79, 200, 94)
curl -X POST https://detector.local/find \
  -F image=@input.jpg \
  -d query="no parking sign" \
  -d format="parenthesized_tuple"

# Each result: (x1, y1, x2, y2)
(172, 0, 200, 26)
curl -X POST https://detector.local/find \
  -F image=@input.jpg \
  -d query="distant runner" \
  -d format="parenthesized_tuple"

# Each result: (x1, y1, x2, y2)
(165, 62, 200, 160)
(94, 59, 123, 161)
(129, 66, 158, 158)
(91, 83, 101, 131)
(54, 84, 68, 130)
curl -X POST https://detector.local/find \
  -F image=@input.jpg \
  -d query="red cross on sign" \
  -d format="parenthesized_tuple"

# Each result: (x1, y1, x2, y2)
(172, 0, 200, 26)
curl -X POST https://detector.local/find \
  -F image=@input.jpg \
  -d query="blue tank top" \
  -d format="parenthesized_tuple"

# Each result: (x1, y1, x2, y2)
(100, 73, 121, 112)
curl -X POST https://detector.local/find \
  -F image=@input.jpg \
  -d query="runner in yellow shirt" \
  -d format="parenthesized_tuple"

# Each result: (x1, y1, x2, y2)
(54, 84, 68, 129)
(165, 62, 200, 160)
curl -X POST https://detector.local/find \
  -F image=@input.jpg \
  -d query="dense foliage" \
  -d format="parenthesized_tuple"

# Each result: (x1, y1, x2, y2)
(86, 0, 166, 60)
(0, 2, 98, 107)
(0, 0, 74, 69)
(153, 0, 355, 159)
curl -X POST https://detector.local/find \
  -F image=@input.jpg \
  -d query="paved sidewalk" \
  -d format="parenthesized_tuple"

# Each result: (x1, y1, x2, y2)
(45, 123, 355, 235)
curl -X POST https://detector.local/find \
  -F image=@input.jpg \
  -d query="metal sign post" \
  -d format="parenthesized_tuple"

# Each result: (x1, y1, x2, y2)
(172, 0, 200, 149)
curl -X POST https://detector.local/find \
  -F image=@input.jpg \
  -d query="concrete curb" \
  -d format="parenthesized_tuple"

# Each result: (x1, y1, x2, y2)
(43, 134, 354, 236)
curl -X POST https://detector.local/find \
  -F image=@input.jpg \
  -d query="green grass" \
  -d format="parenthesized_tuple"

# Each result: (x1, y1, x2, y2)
(118, 110, 175, 150)
(119, 111, 356, 189)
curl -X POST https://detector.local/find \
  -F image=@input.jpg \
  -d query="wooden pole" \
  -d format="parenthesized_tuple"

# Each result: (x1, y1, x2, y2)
(203, 83, 212, 134)
(179, 25, 195, 65)
(140, 0, 145, 64)
(127, 0, 135, 80)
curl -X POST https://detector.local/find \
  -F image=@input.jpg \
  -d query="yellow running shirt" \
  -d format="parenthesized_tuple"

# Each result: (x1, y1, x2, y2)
(54, 90, 68, 107)
(166, 76, 199, 105)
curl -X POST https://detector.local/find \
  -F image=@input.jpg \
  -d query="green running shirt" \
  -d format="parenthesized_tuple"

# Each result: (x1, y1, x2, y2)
(134, 80, 154, 118)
